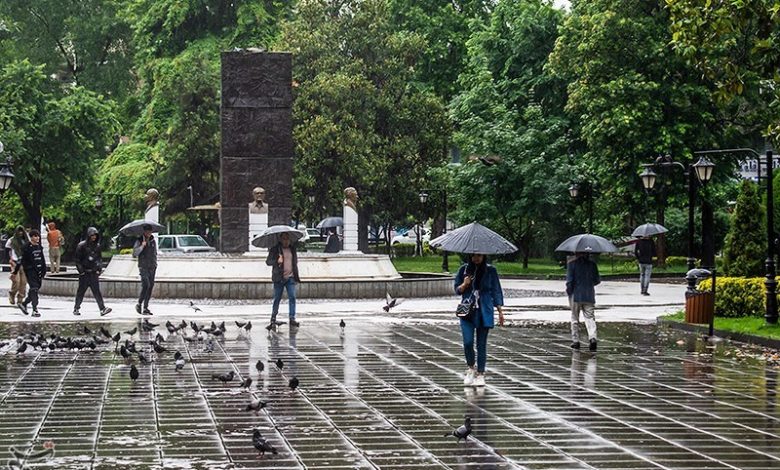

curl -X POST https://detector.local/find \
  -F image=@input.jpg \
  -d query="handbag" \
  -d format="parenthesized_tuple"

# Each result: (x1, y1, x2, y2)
(456, 293, 477, 321)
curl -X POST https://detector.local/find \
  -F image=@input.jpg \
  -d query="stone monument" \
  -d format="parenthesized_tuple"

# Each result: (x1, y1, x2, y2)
(342, 187, 360, 252)
(248, 186, 269, 251)
(220, 51, 293, 253)
(145, 188, 160, 231)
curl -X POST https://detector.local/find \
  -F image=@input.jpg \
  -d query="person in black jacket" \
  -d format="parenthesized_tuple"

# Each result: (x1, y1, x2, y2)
(73, 227, 112, 316)
(16, 230, 46, 317)
(132, 224, 157, 315)
(634, 236, 656, 296)
(323, 228, 341, 253)
(265, 232, 300, 329)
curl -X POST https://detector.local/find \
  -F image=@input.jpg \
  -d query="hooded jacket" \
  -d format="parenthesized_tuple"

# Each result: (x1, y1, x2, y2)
(19, 242, 46, 279)
(8, 226, 28, 261)
(75, 227, 103, 274)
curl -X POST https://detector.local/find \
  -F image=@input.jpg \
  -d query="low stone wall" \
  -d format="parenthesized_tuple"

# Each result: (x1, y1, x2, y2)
(39, 274, 454, 300)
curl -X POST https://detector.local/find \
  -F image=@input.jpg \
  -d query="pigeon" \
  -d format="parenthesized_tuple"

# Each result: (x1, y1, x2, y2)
(252, 429, 277, 456)
(288, 376, 299, 392)
(445, 417, 472, 442)
(112, 332, 121, 344)
(165, 321, 177, 334)
(244, 321, 252, 332)
(120, 345, 132, 360)
(16, 342, 27, 354)
(189, 301, 202, 312)
(235, 321, 247, 329)
(339, 319, 346, 333)
(141, 320, 156, 332)
(383, 293, 398, 312)
(212, 371, 235, 384)
(255, 360, 264, 373)
(137, 352, 151, 364)
(130, 364, 139, 382)
(275, 358, 284, 370)
(153, 342, 167, 354)
(83, 325, 92, 335)
(155, 332, 165, 343)
(239, 377, 252, 389)
(124, 327, 137, 336)
(245, 399, 267, 413)
(175, 356, 185, 371)
(100, 327, 112, 339)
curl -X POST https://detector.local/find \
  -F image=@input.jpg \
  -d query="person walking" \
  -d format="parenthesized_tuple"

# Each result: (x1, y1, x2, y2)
(73, 227, 112, 316)
(454, 253, 504, 387)
(6, 226, 29, 305)
(16, 230, 46, 317)
(324, 228, 341, 253)
(266, 232, 300, 329)
(46, 222, 64, 273)
(132, 224, 157, 315)
(566, 253, 601, 352)
(634, 236, 656, 296)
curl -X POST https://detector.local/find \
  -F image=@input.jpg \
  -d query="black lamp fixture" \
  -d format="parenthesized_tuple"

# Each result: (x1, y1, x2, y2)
(418, 192, 429, 204)
(94, 194, 103, 210)
(693, 156, 715, 184)
(568, 183, 579, 198)
(0, 141, 15, 193)
(307, 194, 315, 204)
(640, 166, 657, 190)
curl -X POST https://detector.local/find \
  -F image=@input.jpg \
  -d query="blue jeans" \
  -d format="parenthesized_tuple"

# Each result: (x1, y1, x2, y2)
(460, 320, 490, 373)
(271, 278, 296, 322)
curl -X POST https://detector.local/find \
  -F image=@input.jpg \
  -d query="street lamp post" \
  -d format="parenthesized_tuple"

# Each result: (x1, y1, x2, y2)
(693, 148, 777, 325)
(0, 141, 15, 195)
(419, 189, 449, 272)
(640, 154, 715, 271)
(95, 193, 126, 232)
(568, 182, 594, 233)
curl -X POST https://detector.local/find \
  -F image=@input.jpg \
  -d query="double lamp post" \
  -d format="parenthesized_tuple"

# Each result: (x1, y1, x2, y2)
(0, 141, 15, 196)
(419, 189, 448, 272)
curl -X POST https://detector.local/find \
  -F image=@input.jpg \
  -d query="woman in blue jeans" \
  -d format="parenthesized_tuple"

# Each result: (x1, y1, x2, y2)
(454, 254, 504, 387)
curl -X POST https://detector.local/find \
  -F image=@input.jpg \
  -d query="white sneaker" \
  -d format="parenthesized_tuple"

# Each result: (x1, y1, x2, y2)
(463, 368, 475, 386)
(473, 374, 486, 387)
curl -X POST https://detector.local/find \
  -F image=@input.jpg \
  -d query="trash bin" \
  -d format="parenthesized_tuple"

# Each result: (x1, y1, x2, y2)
(685, 268, 714, 324)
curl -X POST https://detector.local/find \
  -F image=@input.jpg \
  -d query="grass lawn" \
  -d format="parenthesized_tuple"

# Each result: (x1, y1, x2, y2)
(393, 255, 689, 277)
(661, 311, 780, 340)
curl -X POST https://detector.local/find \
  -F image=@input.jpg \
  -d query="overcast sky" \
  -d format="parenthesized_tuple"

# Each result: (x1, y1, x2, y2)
(553, 0, 571, 9)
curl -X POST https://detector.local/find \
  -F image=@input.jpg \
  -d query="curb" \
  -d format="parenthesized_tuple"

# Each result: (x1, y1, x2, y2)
(657, 317, 780, 349)
(501, 273, 686, 281)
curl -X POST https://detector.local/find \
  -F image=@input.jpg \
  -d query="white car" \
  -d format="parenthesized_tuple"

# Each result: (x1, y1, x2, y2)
(157, 235, 216, 253)
(391, 228, 430, 245)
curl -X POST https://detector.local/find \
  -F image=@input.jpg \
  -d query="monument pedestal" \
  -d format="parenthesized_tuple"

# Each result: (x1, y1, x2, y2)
(248, 212, 268, 252)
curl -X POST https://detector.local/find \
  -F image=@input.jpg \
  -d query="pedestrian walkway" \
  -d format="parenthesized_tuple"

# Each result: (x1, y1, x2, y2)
(0, 316, 777, 469)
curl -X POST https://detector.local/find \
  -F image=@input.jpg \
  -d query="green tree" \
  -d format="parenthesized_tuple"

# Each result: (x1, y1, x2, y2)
(281, 0, 451, 243)
(0, 60, 118, 228)
(0, 0, 134, 103)
(547, 0, 725, 263)
(723, 180, 764, 276)
(667, 0, 780, 141)
(449, 0, 569, 266)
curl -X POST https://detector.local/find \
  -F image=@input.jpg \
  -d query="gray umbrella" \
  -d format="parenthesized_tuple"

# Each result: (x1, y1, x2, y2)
(316, 217, 343, 229)
(429, 222, 518, 255)
(251, 225, 305, 248)
(119, 219, 166, 237)
(631, 223, 669, 237)
(555, 234, 618, 254)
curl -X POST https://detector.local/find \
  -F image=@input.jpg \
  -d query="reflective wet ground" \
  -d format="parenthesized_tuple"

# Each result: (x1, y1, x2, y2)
(0, 317, 778, 469)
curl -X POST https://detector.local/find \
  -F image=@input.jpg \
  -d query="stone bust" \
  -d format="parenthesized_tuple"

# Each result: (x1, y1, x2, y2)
(248, 187, 268, 214)
(343, 187, 358, 211)
(145, 188, 159, 211)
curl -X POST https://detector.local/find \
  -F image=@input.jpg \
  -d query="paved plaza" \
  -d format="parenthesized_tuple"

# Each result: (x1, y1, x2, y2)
(0, 280, 778, 469)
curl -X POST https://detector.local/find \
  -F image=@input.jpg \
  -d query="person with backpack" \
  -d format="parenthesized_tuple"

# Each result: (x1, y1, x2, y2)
(16, 229, 46, 317)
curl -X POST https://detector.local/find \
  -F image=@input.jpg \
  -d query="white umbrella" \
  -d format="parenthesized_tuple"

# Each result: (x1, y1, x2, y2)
(251, 225, 305, 248)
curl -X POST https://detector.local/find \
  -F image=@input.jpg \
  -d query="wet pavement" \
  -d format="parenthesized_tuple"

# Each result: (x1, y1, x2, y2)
(0, 316, 778, 470)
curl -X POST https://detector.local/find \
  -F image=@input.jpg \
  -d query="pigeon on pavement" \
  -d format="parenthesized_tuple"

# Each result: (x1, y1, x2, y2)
(445, 417, 472, 442)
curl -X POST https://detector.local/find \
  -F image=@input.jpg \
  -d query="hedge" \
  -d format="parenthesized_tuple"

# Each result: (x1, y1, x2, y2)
(698, 277, 777, 318)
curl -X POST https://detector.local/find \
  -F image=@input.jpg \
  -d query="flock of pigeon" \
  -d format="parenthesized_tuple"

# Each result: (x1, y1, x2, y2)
(0, 292, 477, 459)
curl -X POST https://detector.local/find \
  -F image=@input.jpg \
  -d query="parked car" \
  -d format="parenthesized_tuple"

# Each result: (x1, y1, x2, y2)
(391, 228, 430, 245)
(157, 234, 217, 253)
(300, 227, 325, 244)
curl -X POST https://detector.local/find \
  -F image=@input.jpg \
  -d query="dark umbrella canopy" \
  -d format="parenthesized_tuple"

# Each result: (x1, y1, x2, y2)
(429, 222, 517, 255)
(316, 217, 343, 229)
(119, 219, 166, 237)
(251, 225, 305, 248)
(631, 223, 669, 237)
(555, 234, 618, 254)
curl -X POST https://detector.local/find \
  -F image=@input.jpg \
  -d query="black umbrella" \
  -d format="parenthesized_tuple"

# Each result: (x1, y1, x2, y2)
(316, 217, 343, 229)
(119, 219, 166, 237)
(631, 223, 668, 237)
(251, 225, 305, 248)
(429, 222, 517, 255)
(555, 234, 618, 254)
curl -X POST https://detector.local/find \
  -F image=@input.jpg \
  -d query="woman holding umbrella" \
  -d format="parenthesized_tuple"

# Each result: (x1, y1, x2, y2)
(431, 222, 514, 387)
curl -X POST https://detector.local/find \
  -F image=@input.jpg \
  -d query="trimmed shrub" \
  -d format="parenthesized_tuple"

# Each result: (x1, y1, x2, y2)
(698, 277, 775, 318)
(722, 180, 764, 276)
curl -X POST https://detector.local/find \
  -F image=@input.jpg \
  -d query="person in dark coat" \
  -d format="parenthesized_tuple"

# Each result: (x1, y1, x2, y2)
(634, 236, 656, 295)
(16, 229, 46, 317)
(566, 253, 601, 351)
(132, 224, 157, 315)
(6, 226, 29, 305)
(266, 232, 301, 329)
(73, 227, 112, 316)
(454, 254, 504, 387)
(323, 228, 341, 253)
